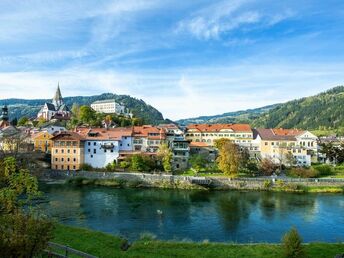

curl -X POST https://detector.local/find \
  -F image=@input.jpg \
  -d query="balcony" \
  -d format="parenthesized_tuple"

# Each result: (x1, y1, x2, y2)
(100, 143, 115, 150)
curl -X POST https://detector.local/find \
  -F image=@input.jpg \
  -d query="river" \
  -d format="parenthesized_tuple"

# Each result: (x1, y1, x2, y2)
(38, 183, 344, 243)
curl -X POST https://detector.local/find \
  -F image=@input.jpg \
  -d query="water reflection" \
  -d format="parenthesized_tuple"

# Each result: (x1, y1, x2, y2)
(38, 184, 344, 243)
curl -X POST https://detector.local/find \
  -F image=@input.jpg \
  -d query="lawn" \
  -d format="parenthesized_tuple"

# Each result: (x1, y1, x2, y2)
(52, 224, 344, 258)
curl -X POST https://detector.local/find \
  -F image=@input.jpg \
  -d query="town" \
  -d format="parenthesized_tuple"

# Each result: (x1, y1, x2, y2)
(1, 85, 343, 178)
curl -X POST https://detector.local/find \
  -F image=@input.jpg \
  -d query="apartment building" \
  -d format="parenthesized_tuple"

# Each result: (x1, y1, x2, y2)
(132, 125, 166, 153)
(254, 128, 312, 166)
(185, 124, 255, 148)
(32, 131, 54, 153)
(51, 131, 85, 170)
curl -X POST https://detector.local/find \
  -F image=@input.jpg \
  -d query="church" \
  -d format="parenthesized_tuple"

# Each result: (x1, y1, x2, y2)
(37, 84, 71, 121)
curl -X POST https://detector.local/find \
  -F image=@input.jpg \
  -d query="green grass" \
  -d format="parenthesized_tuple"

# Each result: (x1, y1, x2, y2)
(52, 224, 344, 258)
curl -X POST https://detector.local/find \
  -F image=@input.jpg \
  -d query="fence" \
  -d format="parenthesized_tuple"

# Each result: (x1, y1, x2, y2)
(44, 242, 97, 258)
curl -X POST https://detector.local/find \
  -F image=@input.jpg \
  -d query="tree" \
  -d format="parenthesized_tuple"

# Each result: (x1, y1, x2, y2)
(17, 116, 29, 126)
(130, 154, 155, 172)
(0, 156, 54, 257)
(157, 143, 173, 172)
(214, 138, 241, 176)
(79, 105, 96, 125)
(189, 154, 208, 172)
(259, 158, 278, 176)
(282, 227, 305, 258)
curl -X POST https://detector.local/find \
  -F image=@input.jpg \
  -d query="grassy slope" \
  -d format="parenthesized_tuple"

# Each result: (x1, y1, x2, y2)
(53, 224, 344, 258)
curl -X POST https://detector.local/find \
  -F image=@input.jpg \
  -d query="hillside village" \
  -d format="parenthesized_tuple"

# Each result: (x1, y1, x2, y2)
(0, 85, 343, 176)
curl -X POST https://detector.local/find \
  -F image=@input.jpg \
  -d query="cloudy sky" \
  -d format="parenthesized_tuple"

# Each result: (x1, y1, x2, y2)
(0, 0, 344, 120)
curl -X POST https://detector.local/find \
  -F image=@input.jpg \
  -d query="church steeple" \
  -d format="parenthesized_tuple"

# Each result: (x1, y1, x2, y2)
(0, 105, 9, 121)
(52, 82, 63, 108)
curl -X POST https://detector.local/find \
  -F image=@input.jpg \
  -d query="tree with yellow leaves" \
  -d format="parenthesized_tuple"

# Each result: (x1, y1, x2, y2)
(214, 138, 240, 176)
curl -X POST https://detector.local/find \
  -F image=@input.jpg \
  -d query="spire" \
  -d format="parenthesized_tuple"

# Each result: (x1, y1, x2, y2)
(52, 82, 63, 108)
(0, 105, 9, 121)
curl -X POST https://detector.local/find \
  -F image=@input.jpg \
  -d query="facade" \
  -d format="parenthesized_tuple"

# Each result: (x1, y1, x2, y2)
(33, 131, 54, 153)
(185, 124, 255, 150)
(51, 131, 84, 170)
(254, 128, 312, 166)
(37, 84, 71, 121)
(76, 127, 133, 168)
(91, 99, 126, 115)
(170, 136, 189, 170)
(132, 125, 166, 153)
(189, 142, 217, 163)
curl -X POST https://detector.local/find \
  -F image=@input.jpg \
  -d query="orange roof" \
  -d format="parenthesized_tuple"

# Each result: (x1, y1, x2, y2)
(189, 142, 209, 147)
(187, 124, 252, 133)
(272, 128, 304, 136)
(75, 127, 133, 140)
(133, 125, 166, 139)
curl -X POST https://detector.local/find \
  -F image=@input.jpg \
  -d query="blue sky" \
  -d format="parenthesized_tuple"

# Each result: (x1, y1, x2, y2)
(0, 0, 344, 120)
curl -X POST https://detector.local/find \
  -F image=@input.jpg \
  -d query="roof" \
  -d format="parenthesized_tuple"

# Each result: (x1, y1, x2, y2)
(75, 127, 133, 141)
(45, 103, 56, 111)
(91, 99, 117, 105)
(133, 125, 166, 140)
(51, 131, 85, 141)
(187, 124, 252, 133)
(272, 128, 304, 136)
(189, 142, 209, 147)
(254, 128, 299, 141)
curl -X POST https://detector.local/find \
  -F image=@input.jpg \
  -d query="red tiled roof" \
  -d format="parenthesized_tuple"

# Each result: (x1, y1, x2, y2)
(75, 127, 133, 140)
(187, 124, 252, 133)
(51, 131, 85, 141)
(272, 128, 304, 136)
(254, 128, 299, 141)
(189, 142, 209, 147)
(133, 125, 166, 139)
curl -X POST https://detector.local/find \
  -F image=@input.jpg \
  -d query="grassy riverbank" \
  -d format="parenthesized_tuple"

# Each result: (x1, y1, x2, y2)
(53, 224, 344, 258)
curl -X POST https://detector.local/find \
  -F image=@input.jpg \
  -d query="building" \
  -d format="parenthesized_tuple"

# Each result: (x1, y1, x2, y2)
(32, 131, 54, 153)
(254, 128, 312, 166)
(0, 105, 9, 128)
(185, 124, 254, 149)
(189, 142, 217, 163)
(132, 125, 166, 153)
(37, 84, 71, 121)
(91, 99, 127, 115)
(76, 127, 133, 168)
(170, 136, 190, 170)
(51, 131, 85, 170)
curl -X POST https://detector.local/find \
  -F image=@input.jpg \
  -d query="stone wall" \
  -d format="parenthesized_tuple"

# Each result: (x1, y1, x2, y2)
(38, 170, 344, 191)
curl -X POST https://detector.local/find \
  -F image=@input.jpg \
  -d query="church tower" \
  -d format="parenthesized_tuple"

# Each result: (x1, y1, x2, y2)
(52, 82, 64, 108)
(0, 105, 9, 121)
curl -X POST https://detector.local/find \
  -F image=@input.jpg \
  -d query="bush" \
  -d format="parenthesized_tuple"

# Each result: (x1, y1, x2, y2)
(80, 163, 93, 171)
(119, 160, 130, 169)
(263, 180, 272, 189)
(282, 227, 305, 258)
(289, 167, 318, 178)
(259, 158, 278, 176)
(105, 162, 116, 172)
(313, 164, 334, 177)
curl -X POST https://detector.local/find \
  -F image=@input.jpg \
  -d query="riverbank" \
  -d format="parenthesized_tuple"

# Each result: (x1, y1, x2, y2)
(53, 224, 344, 258)
(37, 169, 344, 193)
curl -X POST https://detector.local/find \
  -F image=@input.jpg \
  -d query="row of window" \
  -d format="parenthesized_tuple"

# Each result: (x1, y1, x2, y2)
(54, 157, 77, 162)
(54, 165, 76, 170)
(55, 149, 77, 154)
(187, 133, 252, 138)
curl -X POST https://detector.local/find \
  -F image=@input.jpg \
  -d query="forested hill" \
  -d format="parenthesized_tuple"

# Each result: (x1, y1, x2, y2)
(0, 93, 168, 125)
(176, 104, 279, 125)
(252, 86, 344, 130)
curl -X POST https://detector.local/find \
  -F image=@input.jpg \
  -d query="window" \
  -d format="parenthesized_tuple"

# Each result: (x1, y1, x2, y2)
(93, 142, 96, 146)
(127, 144, 130, 146)
(91, 155, 93, 158)
(67, 149, 70, 153)
(111, 149, 113, 153)
(73, 166, 76, 170)
(55, 149, 58, 153)
(88, 142, 91, 146)
(73, 158, 76, 162)
(61, 158, 64, 162)
(55, 158, 58, 161)
(104, 149, 107, 153)
(61, 149, 64, 153)
(93, 149, 96, 154)
(61, 165, 64, 170)
(73, 150, 76, 154)
(88, 149, 90, 153)
(67, 158, 70, 162)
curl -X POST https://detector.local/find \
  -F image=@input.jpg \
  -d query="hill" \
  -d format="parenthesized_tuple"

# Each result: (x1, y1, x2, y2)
(0, 93, 168, 125)
(252, 86, 344, 131)
(176, 104, 279, 125)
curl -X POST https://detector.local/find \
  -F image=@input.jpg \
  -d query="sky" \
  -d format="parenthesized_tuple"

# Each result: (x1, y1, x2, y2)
(0, 0, 344, 120)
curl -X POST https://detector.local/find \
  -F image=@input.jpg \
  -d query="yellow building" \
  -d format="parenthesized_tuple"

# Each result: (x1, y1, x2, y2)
(254, 128, 311, 166)
(185, 124, 254, 148)
(33, 131, 54, 153)
(51, 131, 84, 171)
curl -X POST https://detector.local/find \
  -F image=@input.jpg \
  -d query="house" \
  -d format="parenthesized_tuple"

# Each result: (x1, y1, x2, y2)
(37, 84, 71, 121)
(169, 136, 190, 171)
(132, 125, 166, 153)
(51, 131, 85, 170)
(91, 99, 129, 116)
(189, 142, 217, 163)
(76, 127, 133, 168)
(32, 131, 55, 153)
(185, 124, 254, 149)
(254, 128, 312, 166)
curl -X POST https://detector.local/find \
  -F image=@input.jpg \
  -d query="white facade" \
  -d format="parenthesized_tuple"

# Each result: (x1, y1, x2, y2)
(91, 99, 126, 114)
(119, 135, 133, 151)
(84, 140, 120, 168)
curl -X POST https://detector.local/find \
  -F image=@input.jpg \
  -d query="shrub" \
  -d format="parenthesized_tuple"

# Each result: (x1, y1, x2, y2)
(105, 162, 116, 172)
(119, 160, 130, 169)
(80, 163, 93, 171)
(289, 167, 318, 178)
(259, 158, 278, 176)
(275, 179, 285, 188)
(263, 180, 272, 189)
(313, 164, 334, 177)
(281, 227, 305, 258)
